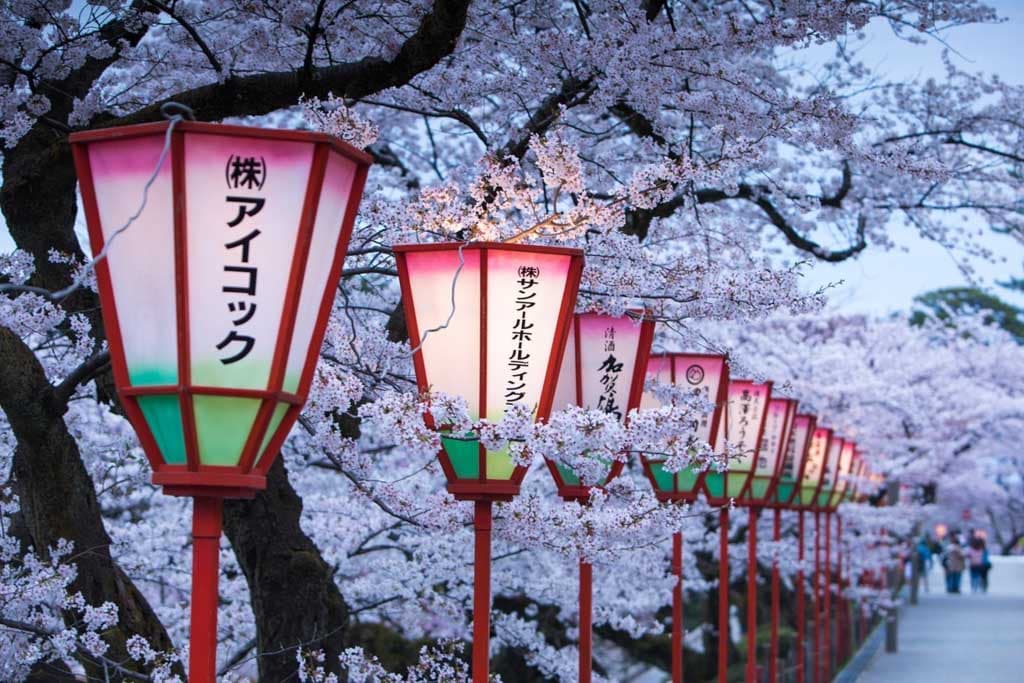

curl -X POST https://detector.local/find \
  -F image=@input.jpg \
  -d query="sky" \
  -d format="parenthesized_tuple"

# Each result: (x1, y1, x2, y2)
(1, 2, 1022, 316)
(800, 0, 1024, 314)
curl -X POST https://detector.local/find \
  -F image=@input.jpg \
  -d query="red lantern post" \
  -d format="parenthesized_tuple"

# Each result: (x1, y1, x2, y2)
(795, 426, 834, 683)
(707, 381, 773, 683)
(745, 397, 798, 683)
(773, 413, 817, 683)
(813, 434, 844, 682)
(70, 120, 372, 681)
(640, 353, 729, 683)
(544, 310, 655, 682)
(825, 441, 857, 673)
(394, 242, 584, 683)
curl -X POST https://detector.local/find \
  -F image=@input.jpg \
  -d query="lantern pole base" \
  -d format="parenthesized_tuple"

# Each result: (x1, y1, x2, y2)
(746, 506, 758, 683)
(796, 510, 806, 683)
(189, 496, 224, 683)
(580, 559, 593, 683)
(473, 500, 493, 683)
(770, 507, 780, 683)
(672, 530, 683, 683)
(719, 507, 730, 683)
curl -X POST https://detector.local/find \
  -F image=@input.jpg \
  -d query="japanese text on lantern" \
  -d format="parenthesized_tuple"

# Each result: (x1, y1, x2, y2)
(758, 406, 781, 470)
(217, 155, 266, 364)
(597, 325, 624, 419)
(781, 423, 799, 479)
(737, 389, 752, 447)
(506, 265, 539, 405)
(685, 363, 710, 435)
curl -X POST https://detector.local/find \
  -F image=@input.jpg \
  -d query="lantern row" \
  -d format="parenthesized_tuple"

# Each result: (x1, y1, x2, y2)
(70, 112, 877, 683)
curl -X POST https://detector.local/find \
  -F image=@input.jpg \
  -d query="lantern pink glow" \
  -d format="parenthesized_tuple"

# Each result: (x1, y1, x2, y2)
(798, 427, 833, 507)
(773, 412, 816, 507)
(748, 397, 797, 502)
(704, 379, 772, 504)
(828, 440, 857, 509)
(393, 242, 584, 501)
(816, 435, 846, 508)
(546, 310, 655, 502)
(639, 353, 730, 502)
(70, 121, 371, 497)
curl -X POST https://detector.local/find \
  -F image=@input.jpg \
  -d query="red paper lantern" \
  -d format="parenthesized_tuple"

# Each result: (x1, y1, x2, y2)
(639, 353, 730, 502)
(393, 241, 584, 501)
(71, 121, 371, 497)
(704, 379, 773, 505)
(747, 397, 798, 503)
(545, 310, 655, 502)
(70, 119, 372, 682)
(797, 426, 834, 507)
(772, 412, 817, 508)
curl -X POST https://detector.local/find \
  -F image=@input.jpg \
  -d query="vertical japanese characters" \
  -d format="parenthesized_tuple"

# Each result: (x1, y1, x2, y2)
(217, 155, 266, 364)
(506, 265, 540, 405)
(597, 325, 624, 419)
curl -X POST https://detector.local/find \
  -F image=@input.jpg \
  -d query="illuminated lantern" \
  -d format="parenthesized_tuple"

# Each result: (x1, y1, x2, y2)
(394, 242, 583, 500)
(746, 397, 797, 503)
(703, 379, 773, 504)
(544, 310, 654, 683)
(842, 451, 863, 503)
(70, 120, 371, 681)
(546, 310, 655, 501)
(797, 427, 833, 507)
(816, 436, 846, 509)
(828, 441, 857, 509)
(639, 353, 730, 502)
(772, 413, 817, 507)
(393, 241, 584, 682)
(638, 352, 729, 683)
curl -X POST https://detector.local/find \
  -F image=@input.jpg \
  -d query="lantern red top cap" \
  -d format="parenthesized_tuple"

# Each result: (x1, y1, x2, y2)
(71, 120, 371, 498)
(394, 241, 585, 501)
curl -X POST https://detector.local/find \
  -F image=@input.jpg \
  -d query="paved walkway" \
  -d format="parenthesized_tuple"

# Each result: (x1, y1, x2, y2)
(857, 555, 1024, 683)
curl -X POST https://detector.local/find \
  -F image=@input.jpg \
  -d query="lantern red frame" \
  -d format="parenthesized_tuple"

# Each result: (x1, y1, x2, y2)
(827, 442, 857, 512)
(544, 311, 655, 503)
(815, 435, 845, 512)
(775, 413, 818, 510)
(703, 379, 773, 506)
(70, 121, 372, 498)
(749, 396, 798, 505)
(393, 242, 585, 502)
(640, 353, 731, 504)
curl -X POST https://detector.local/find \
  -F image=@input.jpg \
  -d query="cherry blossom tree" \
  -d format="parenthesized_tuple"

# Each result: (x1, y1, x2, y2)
(2, 1, 1023, 680)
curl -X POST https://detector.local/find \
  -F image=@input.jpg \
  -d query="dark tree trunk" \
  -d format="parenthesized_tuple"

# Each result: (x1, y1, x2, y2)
(223, 457, 352, 680)
(0, 326, 179, 679)
(0, 3, 472, 679)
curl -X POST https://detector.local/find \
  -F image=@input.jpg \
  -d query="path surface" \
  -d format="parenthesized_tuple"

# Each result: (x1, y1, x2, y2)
(856, 555, 1024, 683)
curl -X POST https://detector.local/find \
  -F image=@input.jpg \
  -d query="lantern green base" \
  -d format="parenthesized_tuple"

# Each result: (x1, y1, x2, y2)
(773, 480, 795, 505)
(440, 434, 516, 481)
(648, 462, 701, 496)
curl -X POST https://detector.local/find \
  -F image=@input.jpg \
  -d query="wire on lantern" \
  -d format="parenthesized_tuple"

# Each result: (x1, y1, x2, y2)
(0, 102, 195, 303)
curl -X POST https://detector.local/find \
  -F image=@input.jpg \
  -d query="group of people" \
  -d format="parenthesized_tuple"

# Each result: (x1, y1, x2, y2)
(915, 531, 992, 594)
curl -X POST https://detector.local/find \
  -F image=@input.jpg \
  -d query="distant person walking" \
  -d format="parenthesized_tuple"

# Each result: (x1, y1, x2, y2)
(980, 540, 992, 593)
(917, 535, 933, 592)
(944, 540, 965, 594)
(967, 538, 985, 593)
